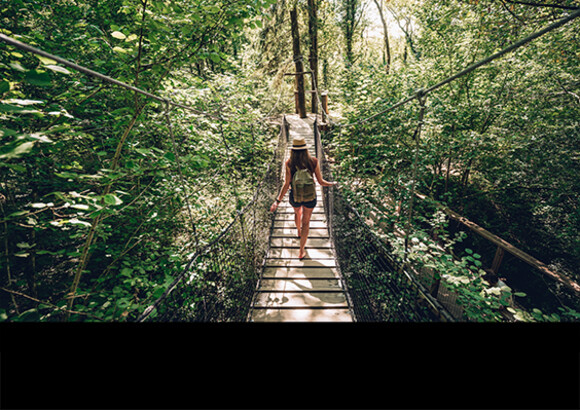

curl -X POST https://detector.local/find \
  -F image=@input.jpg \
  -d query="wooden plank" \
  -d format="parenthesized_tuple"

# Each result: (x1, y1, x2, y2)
(275, 213, 326, 221)
(270, 227, 328, 238)
(253, 291, 348, 308)
(274, 220, 327, 228)
(270, 237, 331, 248)
(268, 247, 334, 259)
(265, 259, 336, 268)
(249, 308, 352, 322)
(258, 278, 342, 292)
(262, 266, 339, 278)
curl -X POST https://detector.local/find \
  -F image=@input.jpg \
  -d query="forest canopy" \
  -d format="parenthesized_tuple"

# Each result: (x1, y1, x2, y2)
(1, 0, 579, 322)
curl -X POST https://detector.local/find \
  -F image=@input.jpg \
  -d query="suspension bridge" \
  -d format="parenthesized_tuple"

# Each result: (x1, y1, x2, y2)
(1, 7, 580, 322)
(249, 114, 354, 322)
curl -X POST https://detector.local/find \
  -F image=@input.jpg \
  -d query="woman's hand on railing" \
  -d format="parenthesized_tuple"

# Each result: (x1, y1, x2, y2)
(270, 201, 279, 212)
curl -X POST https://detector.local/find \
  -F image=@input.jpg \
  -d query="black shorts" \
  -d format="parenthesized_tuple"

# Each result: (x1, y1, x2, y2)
(289, 189, 317, 209)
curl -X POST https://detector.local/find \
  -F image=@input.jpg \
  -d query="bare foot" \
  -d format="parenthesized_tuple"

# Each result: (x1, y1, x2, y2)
(298, 248, 306, 259)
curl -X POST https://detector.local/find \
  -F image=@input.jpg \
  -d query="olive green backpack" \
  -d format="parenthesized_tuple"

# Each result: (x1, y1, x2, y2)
(292, 168, 316, 202)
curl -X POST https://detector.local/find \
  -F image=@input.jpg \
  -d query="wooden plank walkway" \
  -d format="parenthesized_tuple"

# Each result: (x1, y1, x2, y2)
(248, 114, 354, 322)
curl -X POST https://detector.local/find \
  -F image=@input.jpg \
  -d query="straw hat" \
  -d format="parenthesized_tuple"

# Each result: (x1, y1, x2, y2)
(291, 137, 308, 151)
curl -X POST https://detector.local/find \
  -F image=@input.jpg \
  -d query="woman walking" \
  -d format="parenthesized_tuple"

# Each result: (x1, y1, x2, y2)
(270, 137, 336, 259)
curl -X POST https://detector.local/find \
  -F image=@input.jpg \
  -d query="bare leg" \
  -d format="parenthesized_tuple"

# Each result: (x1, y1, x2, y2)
(299, 206, 314, 259)
(293, 206, 302, 238)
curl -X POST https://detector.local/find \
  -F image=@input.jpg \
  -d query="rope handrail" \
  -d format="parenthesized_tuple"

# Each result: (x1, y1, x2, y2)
(336, 8, 580, 129)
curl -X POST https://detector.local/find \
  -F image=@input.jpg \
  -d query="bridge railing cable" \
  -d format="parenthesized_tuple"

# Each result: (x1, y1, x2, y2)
(0, 33, 295, 127)
(137, 116, 288, 321)
(317, 8, 580, 320)
(314, 119, 454, 321)
(330, 8, 580, 130)
(0, 32, 294, 321)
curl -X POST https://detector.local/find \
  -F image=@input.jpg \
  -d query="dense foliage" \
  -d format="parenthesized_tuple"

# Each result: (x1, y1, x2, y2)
(0, 0, 278, 321)
(1, 0, 579, 321)
(328, 0, 580, 320)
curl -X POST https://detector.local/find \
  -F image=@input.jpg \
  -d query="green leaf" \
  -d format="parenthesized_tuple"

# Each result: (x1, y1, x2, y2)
(55, 171, 79, 179)
(35, 55, 57, 65)
(67, 218, 92, 227)
(5, 99, 44, 106)
(70, 204, 90, 211)
(0, 128, 18, 137)
(24, 70, 51, 86)
(9, 62, 27, 72)
(120, 267, 133, 277)
(36, 250, 59, 255)
(0, 103, 39, 113)
(513, 292, 527, 297)
(0, 141, 36, 159)
(111, 31, 127, 40)
(8, 210, 29, 217)
(103, 193, 123, 206)
(0, 80, 9, 93)
(152, 286, 166, 299)
(45, 65, 71, 75)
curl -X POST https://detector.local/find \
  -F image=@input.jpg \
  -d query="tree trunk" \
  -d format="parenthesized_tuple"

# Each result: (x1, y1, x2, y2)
(308, 0, 319, 114)
(372, 0, 390, 74)
(445, 153, 452, 193)
(444, 125, 455, 194)
(342, 0, 358, 66)
(290, 6, 307, 118)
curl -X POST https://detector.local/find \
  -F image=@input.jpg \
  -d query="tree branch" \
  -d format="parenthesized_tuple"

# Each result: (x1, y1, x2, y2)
(504, 0, 580, 10)
(0, 286, 104, 321)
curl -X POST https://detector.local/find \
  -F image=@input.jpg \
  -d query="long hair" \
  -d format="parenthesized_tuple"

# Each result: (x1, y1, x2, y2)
(289, 149, 315, 176)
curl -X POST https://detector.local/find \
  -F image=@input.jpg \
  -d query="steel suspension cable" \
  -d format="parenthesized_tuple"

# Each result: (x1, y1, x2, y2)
(0, 33, 293, 125)
(0, 33, 221, 118)
(336, 8, 580, 129)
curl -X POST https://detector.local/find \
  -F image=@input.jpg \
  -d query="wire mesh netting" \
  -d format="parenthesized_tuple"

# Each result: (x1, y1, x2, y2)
(315, 121, 454, 322)
(140, 118, 288, 322)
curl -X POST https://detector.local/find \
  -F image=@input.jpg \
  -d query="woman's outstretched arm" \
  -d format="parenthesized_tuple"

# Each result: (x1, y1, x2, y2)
(313, 158, 336, 187)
